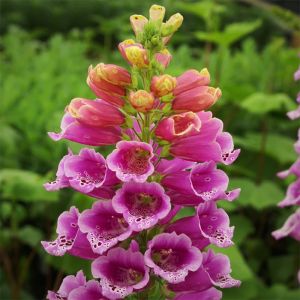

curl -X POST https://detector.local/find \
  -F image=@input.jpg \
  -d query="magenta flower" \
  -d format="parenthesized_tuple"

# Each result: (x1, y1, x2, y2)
(78, 200, 132, 255)
(144, 232, 202, 283)
(41, 207, 97, 259)
(92, 247, 149, 299)
(49, 112, 121, 146)
(107, 141, 154, 182)
(47, 270, 86, 300)
(277, 158, 300, 178)
(174, 287, 222, 300)
(67, 98, 125, 127)
(278, 178, 300, 207)
(197, 202, 234, 247)
(272, 208, 300, 241)
(169, 249, 240, 293)
(112, 182, 171, 231)
(68, 280, 108, 300)
(44, 148, 117, 199)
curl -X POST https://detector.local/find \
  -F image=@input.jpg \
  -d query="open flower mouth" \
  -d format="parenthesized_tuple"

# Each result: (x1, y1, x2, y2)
(173, 112, 201, 136)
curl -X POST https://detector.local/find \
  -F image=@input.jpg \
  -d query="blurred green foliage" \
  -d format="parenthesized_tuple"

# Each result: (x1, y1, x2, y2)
(0, 0, 300, 299)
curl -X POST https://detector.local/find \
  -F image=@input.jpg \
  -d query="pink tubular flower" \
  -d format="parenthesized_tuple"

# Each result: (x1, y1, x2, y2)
(174, 287, 222, 300)
(41, 207, 97, 259)
(107, 141, 154, 182)
(155, 112, 202, 141)
(67, 98, 125, 127)
(78, 200, 132, 255)
(48, 112, 121, 146)
(272, 208, 300, 241)
(169, 249, 240, 293)
(44, 148, 117, 199)
(112, 182, 171, 231)
(68, 280, 109, 300)
(172, 69, 221, 112)
(92, 247, 150, 299)
(278, 178, 300, 207)
(144, 232, 202, 283)
(47, 270, 86, 300)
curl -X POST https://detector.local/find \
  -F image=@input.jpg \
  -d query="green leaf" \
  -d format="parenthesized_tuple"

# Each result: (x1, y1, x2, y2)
(231, 215, 254, 245)
(0, 169, 58, 202)
(195, 20, 262, 47)
(234, 133, 297, 164)
(240, 92, 296, 115)
(18, 226, 43, 247)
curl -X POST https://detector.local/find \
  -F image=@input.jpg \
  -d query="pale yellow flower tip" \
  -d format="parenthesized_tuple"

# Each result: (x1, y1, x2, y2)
(149, 5, 166, 22)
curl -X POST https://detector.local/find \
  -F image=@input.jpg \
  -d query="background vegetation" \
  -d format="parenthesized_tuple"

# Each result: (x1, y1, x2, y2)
(0, 0, 299, 299)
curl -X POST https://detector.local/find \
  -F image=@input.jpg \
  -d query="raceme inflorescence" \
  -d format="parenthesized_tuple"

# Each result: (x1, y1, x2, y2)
(43, 5, 241, 300)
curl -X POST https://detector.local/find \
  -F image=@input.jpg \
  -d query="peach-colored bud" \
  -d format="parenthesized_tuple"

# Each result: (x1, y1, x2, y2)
(161, 13, 183, 36)
(151, 74, 176, 97)
(96, 63, 131, 86)
(149, 5, 165, 22)
(130, 15, 148, 36)
(67, 98, 124, 127)
(129, 90, 154, 112)
(155, 48, 172, 69)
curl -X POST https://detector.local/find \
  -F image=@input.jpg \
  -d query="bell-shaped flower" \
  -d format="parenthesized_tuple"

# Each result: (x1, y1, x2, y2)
(107, 141, 154, 183)
(48, 112, 121, 146)
(78, 200, 132, 255)
(87, 63, 131, 107)
(129, 90, 154, 112)
(44, 148, 117, 199)
(92, 247, 150, 299)
(277, 158, 300, 179)
(144, 232, 202, 283)
(278, 178, 300, 207)
(174, 287, 222, 300)
(272, 208, 300, 241)
(68, 280, 109, 300)
(67, 98, 125, 127)
(41, 207, 97, 259)
(169, 249, 240, 293)
(47, 270, 86, 300)
(112, 182, 171, 231)
(197, 202, 234, 247)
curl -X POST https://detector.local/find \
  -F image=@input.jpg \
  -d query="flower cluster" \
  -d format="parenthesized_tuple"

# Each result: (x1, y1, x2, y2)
(272, 61, 300, 282)
(43, 5, 241, 299)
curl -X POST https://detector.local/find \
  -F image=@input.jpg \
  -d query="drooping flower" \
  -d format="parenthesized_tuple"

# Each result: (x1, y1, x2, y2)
(272, 208, 300, 241)
(129, 90, 154, 112)
(278, 178, 300, 207)
(92, 247, 149, 299)
(107, 141, 154, 182)
(277, 158, 300, 179)
(78, 200, 132, 255)
(144, 232, 202, 283)
(174, 287, 222, 300)
(87, 63, 131, 107)
(169, 249, 240, 293)
(41, 207, 97, 259)
(68, 280, 109, 300)
(67, 98, 125, 127)
(48, 112, 121, 146)
(44, 148, 117, 199)
(112, 182, 171, 231)
(47, 270, 86, 300)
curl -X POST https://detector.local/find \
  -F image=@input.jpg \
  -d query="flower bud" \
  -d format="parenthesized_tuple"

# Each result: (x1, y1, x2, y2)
(155, 48, 172, 69)
(96, 63, 131, 86)
(130, 15, 148, 36)
(149, 5, 165, 23)
(129, 90, 154, 112)
(161, 13, 183, 37)
(151, 74, 176, 97)
(67, 98, 124, 127)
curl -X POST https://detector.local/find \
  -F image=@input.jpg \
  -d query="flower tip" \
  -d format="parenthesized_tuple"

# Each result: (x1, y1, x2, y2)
(149, 4, 166, 22)
(200, 67, 210, 79)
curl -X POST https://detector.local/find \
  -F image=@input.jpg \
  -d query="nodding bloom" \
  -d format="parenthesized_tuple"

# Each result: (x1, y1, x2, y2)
(44, 148, 117, 198)
(47, 270, 86, 300)
(277, 178, 300, 207)
(92, 247, 150, 299)
(169, 111, 240, 164)
(129, 90, 154, 112)
(112, 182, 171, 231)
(78, 201, 132, 255)
(87, 63, 131, 107)
(107, 141, 154, 183)
(151, 74, 177, 98)
(67, 98, 125, 127)
(172, 69, 221, 112)
(272, 208, 300, 241)
(41, 207, 97, 259)
(48, 112, 121, 146)
(68, 280, 109, 300)
(173, 287, 222, 300)
(144, 232, 202, 283)
(169, 249, 240, 295)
